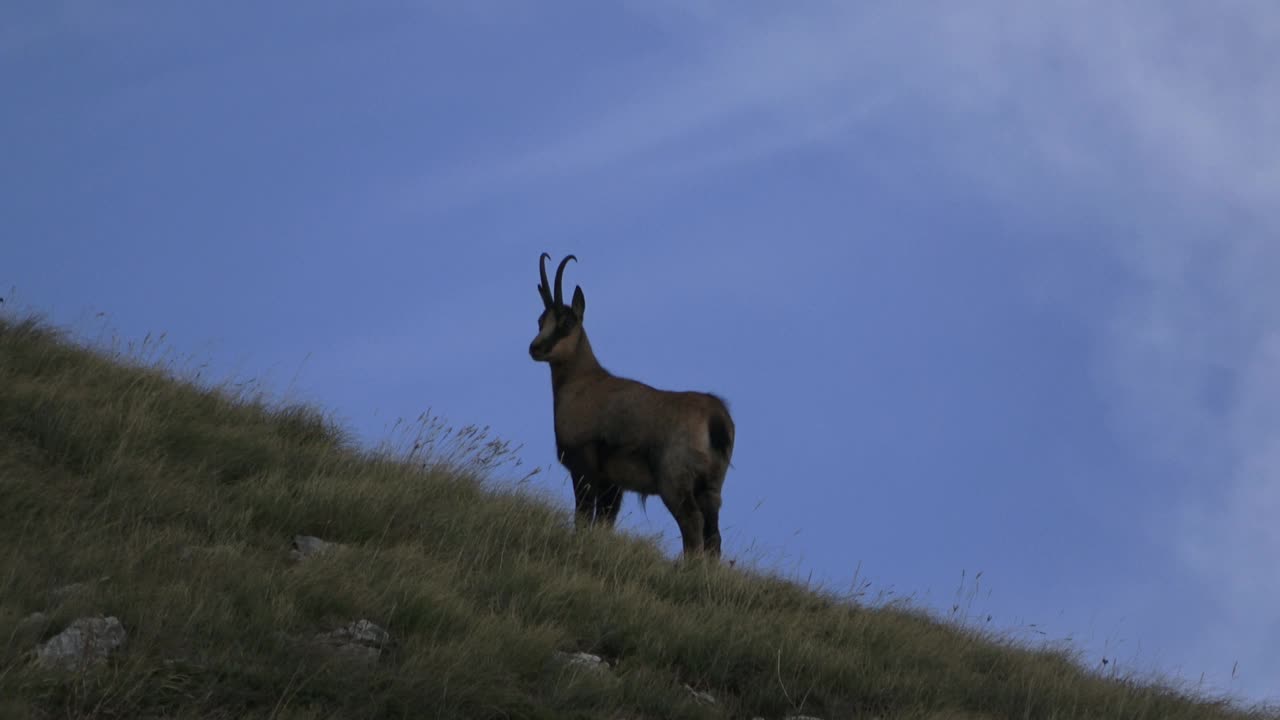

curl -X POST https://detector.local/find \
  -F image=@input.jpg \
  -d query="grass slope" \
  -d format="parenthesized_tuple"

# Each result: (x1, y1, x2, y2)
(0, 315, 1270, 720)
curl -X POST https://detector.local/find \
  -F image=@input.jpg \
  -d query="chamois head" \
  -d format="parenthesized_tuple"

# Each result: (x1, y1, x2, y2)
(529, 253, 587, 363)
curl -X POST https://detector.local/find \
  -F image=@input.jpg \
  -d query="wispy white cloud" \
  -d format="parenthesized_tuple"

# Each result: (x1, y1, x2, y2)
(412, 0, 1280, 699)
(404, 3, 909, 211)
(1015, 4, 1280, 699)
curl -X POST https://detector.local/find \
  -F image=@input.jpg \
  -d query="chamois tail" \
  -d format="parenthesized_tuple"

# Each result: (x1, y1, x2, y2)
(708, 411, 734, 463)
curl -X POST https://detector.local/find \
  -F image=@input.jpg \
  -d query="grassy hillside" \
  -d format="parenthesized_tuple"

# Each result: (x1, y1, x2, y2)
(0, 314, 1271, 720)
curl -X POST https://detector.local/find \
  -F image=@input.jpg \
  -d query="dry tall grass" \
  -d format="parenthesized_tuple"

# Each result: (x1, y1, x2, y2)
(0, 315, 1271, 720)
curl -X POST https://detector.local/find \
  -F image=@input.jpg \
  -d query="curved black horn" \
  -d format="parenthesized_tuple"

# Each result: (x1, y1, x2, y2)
(554, 255, 577, 306)
(538, 252, 553, 308)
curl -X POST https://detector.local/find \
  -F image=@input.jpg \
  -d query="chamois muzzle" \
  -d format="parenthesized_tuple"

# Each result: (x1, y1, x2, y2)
(532, 252, 579, 362)
(529, 338, 547, 361)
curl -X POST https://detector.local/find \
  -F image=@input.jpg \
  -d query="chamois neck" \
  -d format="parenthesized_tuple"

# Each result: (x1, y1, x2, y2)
(550, 329, 605, 392)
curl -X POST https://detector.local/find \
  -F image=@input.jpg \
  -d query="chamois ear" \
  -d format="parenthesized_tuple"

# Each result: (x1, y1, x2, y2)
(571, 286, 586, 320)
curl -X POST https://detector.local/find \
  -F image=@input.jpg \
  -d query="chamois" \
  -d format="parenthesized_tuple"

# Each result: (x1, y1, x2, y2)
(528, 253, 735, 557)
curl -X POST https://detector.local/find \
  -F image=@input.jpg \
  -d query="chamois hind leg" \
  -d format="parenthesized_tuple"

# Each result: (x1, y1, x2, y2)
(695, 461, 729, 557)
(694, 482, 722, 557)
(659, 484, 704, 557)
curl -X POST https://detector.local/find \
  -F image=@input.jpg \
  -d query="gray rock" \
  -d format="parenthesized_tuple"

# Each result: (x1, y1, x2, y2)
(312, 619, 389, 665)
(18, 611, 48, 630)
(50, 582, 88, 601)
(290, 535, 341, 561)
(683, 683, 716, 705)
(35, 616, 127, 670)
(338, 619, 389, 645)
(553, 650, 610, 673)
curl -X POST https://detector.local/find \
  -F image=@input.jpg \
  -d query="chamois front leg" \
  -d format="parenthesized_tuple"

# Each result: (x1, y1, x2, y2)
(571, 475, 597, 530)
(659, 484, 705, 556)
(562, 446, 602, 530)
(578, 476, 622, 527)
(564, 443, 624, 529)
(595, 482, 623, 527)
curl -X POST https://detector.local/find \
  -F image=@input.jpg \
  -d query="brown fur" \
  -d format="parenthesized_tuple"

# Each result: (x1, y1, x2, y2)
(529, 255, 735, 557)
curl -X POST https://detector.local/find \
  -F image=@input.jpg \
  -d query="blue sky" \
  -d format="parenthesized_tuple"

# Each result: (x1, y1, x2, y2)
(5, 1, 1279, 705)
